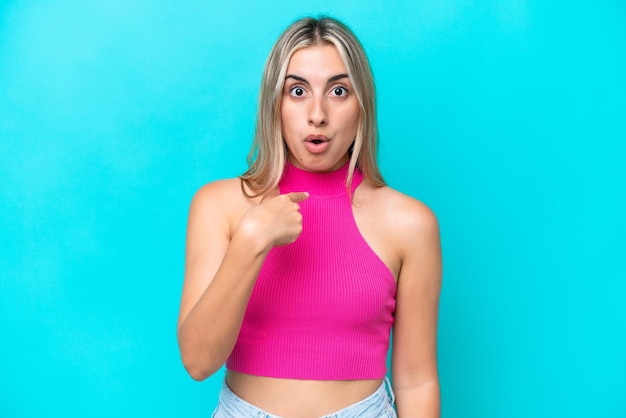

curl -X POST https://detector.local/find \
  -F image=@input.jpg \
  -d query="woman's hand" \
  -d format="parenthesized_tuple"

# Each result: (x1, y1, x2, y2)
(237, 191, 309, 248)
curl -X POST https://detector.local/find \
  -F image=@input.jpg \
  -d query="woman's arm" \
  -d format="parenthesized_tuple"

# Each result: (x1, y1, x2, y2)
(177, 181, 308, 380)
(391, 197, 442, 417)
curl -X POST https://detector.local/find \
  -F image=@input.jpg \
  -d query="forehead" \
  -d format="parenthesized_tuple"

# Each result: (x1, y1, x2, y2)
(286, 44, 347, 75)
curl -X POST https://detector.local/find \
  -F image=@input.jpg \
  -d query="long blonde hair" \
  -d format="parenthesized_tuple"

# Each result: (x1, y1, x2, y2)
(240, 16, 384, 196)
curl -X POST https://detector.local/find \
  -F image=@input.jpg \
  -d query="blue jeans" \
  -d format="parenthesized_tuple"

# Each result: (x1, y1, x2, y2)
(211, 378, 397, 418)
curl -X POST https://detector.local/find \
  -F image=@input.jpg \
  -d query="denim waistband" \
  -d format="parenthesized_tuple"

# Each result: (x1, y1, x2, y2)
(211, 377, 396, 417)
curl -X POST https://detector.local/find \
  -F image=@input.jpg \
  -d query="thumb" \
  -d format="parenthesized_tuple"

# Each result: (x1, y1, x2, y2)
(286, 191, 309, 203)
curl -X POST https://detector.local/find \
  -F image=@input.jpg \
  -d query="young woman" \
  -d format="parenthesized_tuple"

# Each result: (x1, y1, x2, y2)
(177, 16, 442, 418)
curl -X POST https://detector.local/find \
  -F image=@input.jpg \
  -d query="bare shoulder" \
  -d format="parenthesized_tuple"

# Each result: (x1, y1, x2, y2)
(191, 177, 246, 207)
(359, 182, 440, 260)
(190, 178, 240, 216)
(188, 177, 257, 237)
(366, 183, 438, 231)
(380, 186, 436, 224)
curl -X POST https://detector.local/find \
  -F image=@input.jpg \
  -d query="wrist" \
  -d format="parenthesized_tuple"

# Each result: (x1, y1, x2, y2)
(232, 218, 273, 256)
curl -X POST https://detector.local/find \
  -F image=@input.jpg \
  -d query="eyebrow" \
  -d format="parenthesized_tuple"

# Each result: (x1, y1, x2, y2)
(285, 73, 349, 85)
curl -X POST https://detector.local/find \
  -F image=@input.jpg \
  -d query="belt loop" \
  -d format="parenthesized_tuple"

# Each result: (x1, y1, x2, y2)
(384, 376, 396, 405)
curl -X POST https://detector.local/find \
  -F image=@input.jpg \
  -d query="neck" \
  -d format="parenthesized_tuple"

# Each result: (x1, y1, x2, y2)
(280, 162, 362, 197)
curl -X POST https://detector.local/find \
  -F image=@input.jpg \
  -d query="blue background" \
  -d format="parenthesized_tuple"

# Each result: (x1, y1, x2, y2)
(1, 1, 624, 416)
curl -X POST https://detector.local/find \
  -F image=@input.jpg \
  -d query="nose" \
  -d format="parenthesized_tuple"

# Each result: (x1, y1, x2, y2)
(308, 96, 327, 127)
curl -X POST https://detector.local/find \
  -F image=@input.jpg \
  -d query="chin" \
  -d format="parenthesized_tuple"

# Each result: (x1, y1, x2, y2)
(301, 160, 344, 173)
(290, 154, 349, 173)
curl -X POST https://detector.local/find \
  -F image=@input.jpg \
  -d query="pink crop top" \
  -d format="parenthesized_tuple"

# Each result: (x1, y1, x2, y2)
(226, 162, 396, 380)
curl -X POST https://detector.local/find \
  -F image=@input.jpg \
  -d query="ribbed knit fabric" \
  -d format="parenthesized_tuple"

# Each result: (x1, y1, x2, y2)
(226, 162, 396, 380)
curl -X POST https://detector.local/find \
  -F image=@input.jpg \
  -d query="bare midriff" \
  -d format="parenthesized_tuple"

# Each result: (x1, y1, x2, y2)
(226, 370, 383, 417)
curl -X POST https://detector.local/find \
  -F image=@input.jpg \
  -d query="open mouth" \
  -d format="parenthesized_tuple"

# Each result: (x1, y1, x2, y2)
(304, 135, 330, 153)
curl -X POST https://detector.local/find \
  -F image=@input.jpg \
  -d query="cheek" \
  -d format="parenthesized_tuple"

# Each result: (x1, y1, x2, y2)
(340, 105, 360, 133)
(280, 103, 298, 133)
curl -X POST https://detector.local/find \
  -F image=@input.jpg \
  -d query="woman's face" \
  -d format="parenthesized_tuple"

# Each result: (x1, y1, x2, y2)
(281, 44, 360, 172)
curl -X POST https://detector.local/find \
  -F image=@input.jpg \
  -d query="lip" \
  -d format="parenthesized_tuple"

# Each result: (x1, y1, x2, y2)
(305, 134, 329, 143)
(304, 134, 330, 154)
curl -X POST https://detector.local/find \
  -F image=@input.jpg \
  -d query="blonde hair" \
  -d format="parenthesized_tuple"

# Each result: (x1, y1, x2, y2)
(240, 16, 384, 196)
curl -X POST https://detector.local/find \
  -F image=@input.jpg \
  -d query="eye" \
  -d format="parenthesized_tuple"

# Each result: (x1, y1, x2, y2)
(290, 86, 306, 97)
(331, 86, 348, 97)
